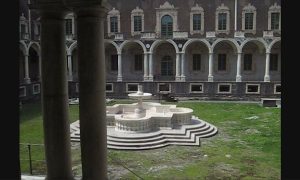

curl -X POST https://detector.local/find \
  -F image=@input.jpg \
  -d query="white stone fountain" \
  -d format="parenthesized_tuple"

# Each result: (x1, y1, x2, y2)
(70, 84, 218, 150)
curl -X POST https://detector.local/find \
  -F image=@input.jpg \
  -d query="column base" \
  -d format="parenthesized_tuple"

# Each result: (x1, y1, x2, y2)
(68, 76, 73, 81)
(143, 75, 148, 81)
(24, 78, 31, 84)
(117, 76, 123, 82)
(181, 76, 186, 82)
(264, 75, 270, 82)
(147, 75, 153, 81)
(175, 76, 181, 81)
(208, 76, 214, 82)
(236, 75, 242, 82)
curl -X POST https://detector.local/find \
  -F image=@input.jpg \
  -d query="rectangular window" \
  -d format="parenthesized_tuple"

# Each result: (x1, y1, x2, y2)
(134, 54, 143, 71)
(245, 13, 254, 30)
(218, 54, 226, 71)
(19, 86, 26, 97)
(190, 83, 203, 93)
(32, 84, 40, 94)
(21, 24, 26, 34)
(246, 84, 260, 94)
(158, 83, 171, 93)
(127, 83, 138, 92)
(134, 16, 142, 32)
(110, 16, 118, 33)
(244, 54, 252, 71)
(193, 54, 201, 71)
(65, 19, 72, 35)
(193, 14, 201, 31)
(218, 13, 227, 30)
(271, 12, 280, 30)
(270, 54, 278, 71)
(106, 83, 113, 93)
(111, 55, 118, 71)
(274, 84, 281, 94)
(218, 84, 231, 94)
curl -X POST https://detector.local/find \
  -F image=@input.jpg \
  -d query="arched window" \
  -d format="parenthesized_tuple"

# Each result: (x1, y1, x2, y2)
(161, 56, 173, 76)
(161, 15, 173, 38)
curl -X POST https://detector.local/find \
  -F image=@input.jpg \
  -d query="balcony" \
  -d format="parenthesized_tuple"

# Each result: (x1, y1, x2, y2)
(263, 31, 273, 38)
(20, 33, 29, 40)
(206, 31, 216, 38)
(141, 32, 156, 39)
(173, 31, 188, 39)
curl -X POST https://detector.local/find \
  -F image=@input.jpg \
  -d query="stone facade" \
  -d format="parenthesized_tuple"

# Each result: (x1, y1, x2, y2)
(19, 0, 281, 102)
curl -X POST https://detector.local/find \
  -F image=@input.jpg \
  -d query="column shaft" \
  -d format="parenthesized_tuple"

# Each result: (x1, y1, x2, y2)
(181, 53, 185, 81)
(143, 53, 148, 80)
(264, 52, 270, 82)
(148, 53, 153, 81)
(117, 53, 122, 81)
(208, 53, 214, 82)
(67, 55, 73, 81)
(76, 7, 108, 179)
(175, 53, 180, 81)
(40, 11, 73, 180)
(24, 54, 31, 83)
(236, 53, 242, 82)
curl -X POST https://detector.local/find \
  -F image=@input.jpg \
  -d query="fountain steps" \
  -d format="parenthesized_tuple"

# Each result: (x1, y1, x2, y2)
(70, 120, 218, 150)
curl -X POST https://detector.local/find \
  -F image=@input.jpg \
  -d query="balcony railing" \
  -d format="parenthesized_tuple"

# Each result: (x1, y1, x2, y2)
(141, 32, 156, 39)
(114, 33, 124, 40)
(173, 31, 188, 39)
(234, 31, 245, 38)
(206, 31, 216, 38)
(263, 31, 274, 38)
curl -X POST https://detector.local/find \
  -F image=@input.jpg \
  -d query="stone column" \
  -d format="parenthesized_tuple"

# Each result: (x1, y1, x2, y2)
(67, 55, 73, 81)
(38, 54, 41, 81)
(143, 53, 148, 81)
(24, 54, 31, 84)
(236, 52, 242, 82)
(181, 52, 186, 81)
(208, 52, 214, 82)
(40, 10, 73, 180)
(117, 53, 122, 81)
(75, 6, 108, 179)
(148, 53, 153, 81)
(264, 52, 270, 82)
(175, 53, 181, 81)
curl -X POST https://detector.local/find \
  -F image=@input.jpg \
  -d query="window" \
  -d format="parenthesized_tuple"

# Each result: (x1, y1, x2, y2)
(158, 83, 171, 93)
(218, 54, 226, 71)
(33, 84, 40, 94)
(161, 15, 173, 37)
(193, 14, 201, 31)
(274, 84, 281, 94)
(245, 13, 253, 30)
(106, 83, 113, 93)
(134, 54, 143, 71)
(126, 83, 138, 92)
(270, 54, 278, 71)
(19, 86, 26, 97)
(271, 12, 280, 30)
(111, 55, 118, 71)
(218, 84, 231, 94)
(244, 54, 252, 71)
(65, 19, 72, 35)
(75, 83, 79, 93)
(21, 24, 26, 34)
(218, 13, 227, 30)
(110, 17, 118, 33)
(246, 84, 260, 94)
(190, 83, 203, 93)
(193, 54, 201, 71)
(161, 56, 173, 76)
(134, 16, 142, 32)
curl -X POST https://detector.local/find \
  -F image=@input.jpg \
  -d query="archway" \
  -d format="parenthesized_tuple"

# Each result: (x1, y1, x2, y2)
(28, 47, 39, 82)
(105, 42, 119, 81)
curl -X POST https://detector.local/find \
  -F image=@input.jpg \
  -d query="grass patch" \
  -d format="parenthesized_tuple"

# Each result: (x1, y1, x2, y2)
(20, 100, 280, 179)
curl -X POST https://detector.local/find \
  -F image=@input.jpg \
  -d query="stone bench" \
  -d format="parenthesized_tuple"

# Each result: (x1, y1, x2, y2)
(261, 98, 281, 107)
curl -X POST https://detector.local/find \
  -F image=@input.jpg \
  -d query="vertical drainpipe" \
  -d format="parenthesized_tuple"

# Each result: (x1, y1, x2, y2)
(235, 0, 237, 31)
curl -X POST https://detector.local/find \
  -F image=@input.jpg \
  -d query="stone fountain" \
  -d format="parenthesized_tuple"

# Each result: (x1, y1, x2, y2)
(70, 84, 218, 150)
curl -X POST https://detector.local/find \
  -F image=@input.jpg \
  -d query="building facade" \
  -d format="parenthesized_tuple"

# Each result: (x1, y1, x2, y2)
(19, 0, 281, 101)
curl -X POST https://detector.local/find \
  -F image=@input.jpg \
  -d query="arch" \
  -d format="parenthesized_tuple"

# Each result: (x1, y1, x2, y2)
(211, 38, 241, 53)
(240, 38, 268, 52)
(28, 42, 41, 56)
(182, 39, 212, 53)
(268, 38, 281, 53)
(19, 41, 28, 55)
(104, 40, 120, 54)
(150, 39, 179, 54)
(119, 40, 147, 54)
(68, 41, 77, 55)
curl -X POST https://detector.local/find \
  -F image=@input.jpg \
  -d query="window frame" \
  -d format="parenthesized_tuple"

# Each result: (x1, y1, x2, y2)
(274, 84, 281, 94)
(19, 86, 26, 97)
(217, 83, 232, 94)
(215, 4, 230, 34)
(106, 83, 114, 93)
(192, 54, 201, 71)
(243, 53, 253, 71)
(32, 84, 41, 95)
(157, 83, 171, 93)
(107, 8, 121, 36)
(126, 83, 139, 93)
(242, 3, 257, 34)
(268, 3, 281, 32)
(110, 54, 118, 71)
(245, 84, 260, 94)
(131, 7, 144, 36)
(189, 83, 204, 93)
(217, 54, 227, 71)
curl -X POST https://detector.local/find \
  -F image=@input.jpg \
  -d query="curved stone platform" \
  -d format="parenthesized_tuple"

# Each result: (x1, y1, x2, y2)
(70, 116, 218, 150)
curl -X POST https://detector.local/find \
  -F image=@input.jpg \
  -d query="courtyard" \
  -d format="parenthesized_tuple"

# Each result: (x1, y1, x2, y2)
(20, 100, 280, 179)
